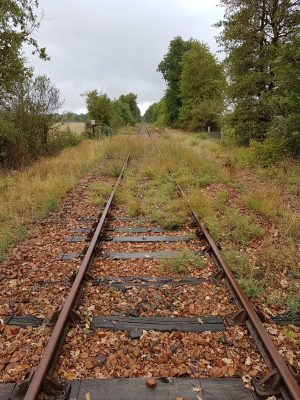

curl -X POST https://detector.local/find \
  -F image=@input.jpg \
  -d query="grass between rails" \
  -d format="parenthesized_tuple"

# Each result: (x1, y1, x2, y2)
(159, 251, 203, 274)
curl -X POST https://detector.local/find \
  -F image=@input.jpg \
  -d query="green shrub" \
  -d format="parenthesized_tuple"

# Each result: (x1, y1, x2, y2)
(48, 129, 82, 154)
(244, 138, 286, 167)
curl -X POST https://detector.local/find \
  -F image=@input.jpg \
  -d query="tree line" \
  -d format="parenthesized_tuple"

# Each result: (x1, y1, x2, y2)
(85, 91, 141, 136)
(145, 0, 300, 161)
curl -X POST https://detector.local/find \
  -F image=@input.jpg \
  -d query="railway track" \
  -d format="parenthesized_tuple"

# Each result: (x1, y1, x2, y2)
(0, 130, 299, 400)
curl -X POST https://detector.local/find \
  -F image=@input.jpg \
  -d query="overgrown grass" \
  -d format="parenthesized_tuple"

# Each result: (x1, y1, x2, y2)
(89, 181, 112, 206)
(221, 207, 265, 245)
(223, 246, 264, 299)
(242, 187, 300, 241)
(162, 129, 299, 306)
(0, 139, 107, 260)
(159, 251, 203, 274)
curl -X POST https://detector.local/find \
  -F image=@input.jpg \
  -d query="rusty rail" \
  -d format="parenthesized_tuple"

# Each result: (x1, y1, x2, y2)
(24, 154, 130, 400)
(147, 127, 300, 400)
(181, 188, 300, 400)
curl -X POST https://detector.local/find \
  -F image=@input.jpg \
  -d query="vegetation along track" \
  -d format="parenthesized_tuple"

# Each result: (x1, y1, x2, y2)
(0, 130, 299, 400)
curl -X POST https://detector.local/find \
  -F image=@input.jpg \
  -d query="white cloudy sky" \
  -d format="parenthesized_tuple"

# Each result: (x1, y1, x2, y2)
(25, 0, 224, 114)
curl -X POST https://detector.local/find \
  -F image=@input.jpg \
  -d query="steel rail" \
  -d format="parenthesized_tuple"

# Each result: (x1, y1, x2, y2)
(24, 154, 130, 400)
(146, 127, 300, 400)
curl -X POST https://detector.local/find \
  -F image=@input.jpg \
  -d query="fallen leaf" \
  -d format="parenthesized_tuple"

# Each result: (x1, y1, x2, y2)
(146, 378, 157, 388)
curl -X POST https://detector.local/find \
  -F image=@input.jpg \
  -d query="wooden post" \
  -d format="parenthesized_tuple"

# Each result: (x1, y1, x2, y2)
(91, 120, 96, 136)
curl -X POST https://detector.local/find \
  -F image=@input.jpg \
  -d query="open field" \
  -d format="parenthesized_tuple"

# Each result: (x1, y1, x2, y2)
(53, 121, 86, 134)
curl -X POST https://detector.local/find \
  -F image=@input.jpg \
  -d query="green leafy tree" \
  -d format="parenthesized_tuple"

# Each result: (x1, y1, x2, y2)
(0, 0, 48, 99)
(62, 112, 87, 122)
(86, 90, 112, 129)
(119, 93, 141, 123)
(158, 37, 193, 125)
(111, 99, 135, 128)
(179, 41, 225, 131)
(0, 75, 62, 167)
(86, 91, 140, 135)
(267, 33, 300, 157)
(217, 0, 300, 145)
(143, 99, 166, 125)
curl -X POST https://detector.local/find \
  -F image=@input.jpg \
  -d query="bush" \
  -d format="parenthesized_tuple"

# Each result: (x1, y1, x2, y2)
(245, 137, 286, 167)
(48, 129, 82, 154)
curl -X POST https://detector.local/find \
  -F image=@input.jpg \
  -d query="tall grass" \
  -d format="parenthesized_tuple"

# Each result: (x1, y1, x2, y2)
(0, 139, 106, 260)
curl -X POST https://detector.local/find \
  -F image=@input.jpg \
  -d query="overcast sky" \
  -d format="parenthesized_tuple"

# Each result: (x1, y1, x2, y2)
(25, 0, 224, 115)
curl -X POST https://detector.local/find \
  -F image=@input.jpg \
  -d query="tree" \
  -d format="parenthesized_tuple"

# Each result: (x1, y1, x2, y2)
(0, 75, 62, 167)
(119, 93, 141, 123)
(179, 41, 225, 131)
(0, 0, 48, 99)
(85, 91, 140, 136)
(143, 99, 166, 125)
(111, 99, 135, 128)
(267, 33, 300, 156)
(217, 0, 300, 144)
(158, 37, 193, 125)
(86, 90, 112, 130)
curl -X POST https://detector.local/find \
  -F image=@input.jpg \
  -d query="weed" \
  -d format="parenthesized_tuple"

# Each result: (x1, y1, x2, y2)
(284, 294, 300, 321)
(223, 246, 254, 278)
(122, 193, 142, 217)
(89, 181, 112, 206)
(216, 189, 229, 205)
(239, 277, 264, 299)
(280, 212, 300, 241)
(197, 132, 209, 140)
(160, 251, 203, 273)
(257, 240, 299, 275)
(150, 198, 190, 229)
(221, 207, 264, 245)
(283, 328, 297, 340)
(223, 245, 264, 299)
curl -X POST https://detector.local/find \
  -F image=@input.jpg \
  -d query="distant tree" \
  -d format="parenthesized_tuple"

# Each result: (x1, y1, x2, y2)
(179, 41, 225, 131)
(111, 99, 135, 128)
(157, 37, 193, 125)
(85, 91, 140, 136)
(86, 90, 112, 130)
(62, 111, 87, 122)
(119, 93, 141, 123)
(143, 99, 166, 126)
